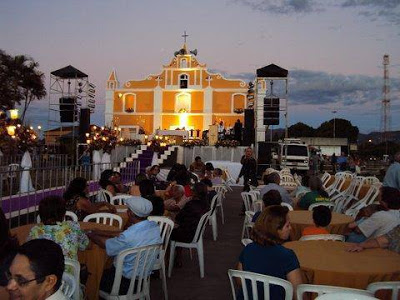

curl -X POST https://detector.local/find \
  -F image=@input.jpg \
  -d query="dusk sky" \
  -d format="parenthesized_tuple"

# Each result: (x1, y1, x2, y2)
(1, 0, 399, 133)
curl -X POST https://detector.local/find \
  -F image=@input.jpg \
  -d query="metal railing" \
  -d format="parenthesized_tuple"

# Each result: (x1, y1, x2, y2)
(1, 160, 140, 228)
(0, 153, 71, 168)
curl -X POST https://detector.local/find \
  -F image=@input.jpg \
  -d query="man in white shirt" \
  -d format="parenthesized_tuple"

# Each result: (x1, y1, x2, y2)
(347, 187, 400, 242)
(6, 239, 67, 300)
(260, 172, 293, 206)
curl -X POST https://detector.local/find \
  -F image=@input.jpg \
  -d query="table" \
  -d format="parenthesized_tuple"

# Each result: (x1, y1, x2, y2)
(289, 210, 353, 240)
(11, 222, 120, 300)
(285, 240, 400, 291)
(206, 160, 243, 185)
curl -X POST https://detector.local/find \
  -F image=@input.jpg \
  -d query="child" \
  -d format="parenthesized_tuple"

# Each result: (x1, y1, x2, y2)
(302, 206, 332, 236)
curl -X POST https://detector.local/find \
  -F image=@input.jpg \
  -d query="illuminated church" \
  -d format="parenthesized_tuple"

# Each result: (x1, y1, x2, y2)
(105, 38, 249, 135)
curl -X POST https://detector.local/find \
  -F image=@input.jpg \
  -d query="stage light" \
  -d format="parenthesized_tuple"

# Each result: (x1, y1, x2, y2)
(9, 109, 18, 120)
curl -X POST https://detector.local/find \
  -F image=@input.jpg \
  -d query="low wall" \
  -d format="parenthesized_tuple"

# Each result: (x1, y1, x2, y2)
(182, 146, 247, 167)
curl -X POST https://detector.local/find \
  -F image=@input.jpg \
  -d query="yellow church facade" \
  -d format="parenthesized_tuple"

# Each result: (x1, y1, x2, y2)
(105, 43, 248, 135)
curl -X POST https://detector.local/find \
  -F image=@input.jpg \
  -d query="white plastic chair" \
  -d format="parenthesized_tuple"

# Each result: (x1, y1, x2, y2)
(168, 211, 210, 278)
(83, 212, 123, 229)
(242, 211, 255, 240)
(297, 284, 374, 300)
(97, 188, 114, 203)
(228, 269, 293, 300)
(280, 174, 295, 183)
(148, 216, 174, 300)
(99, 243, 162, 300)
(241, 192, 257, 212)
(214, 185, 227, 224)
(208, 193, 220, 241)
(111, 194, 132, 205)
(367, 281, 400, 300)
(64, 258, 80, 300)
(281, 202, 294, 211)
(315, 293, 378, 300)
(345, 183, 381, 218)
(308, 202, 335, 211)
(37, 211, 78, 223)
(299, 234, 345, 242)
(61, 272, 77, 299)
(363, 176, 380, 185)
(241, 238, 253, 246)
(280, 168, 292, 175)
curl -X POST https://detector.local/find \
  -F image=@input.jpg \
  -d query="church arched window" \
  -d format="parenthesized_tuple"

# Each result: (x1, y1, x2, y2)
(179, 74, 188, 89)
(124, 93, 136, 113)
(181, 58, 187, 68)
(232, 94, 246, 113)
(175, 93, 191, 113)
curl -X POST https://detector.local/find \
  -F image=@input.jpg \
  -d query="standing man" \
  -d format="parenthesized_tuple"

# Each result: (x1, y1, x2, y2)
(383, 151, 400, 190)
(236, 147, 258, 190)
(234, 119, 243, 145)
(330, 153, 337, 174)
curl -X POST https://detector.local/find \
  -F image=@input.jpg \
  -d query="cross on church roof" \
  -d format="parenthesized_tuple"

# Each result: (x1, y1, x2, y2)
(182, 31, 189, 43)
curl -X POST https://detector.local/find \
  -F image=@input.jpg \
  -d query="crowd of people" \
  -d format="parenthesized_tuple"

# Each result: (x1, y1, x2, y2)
(1, 149, 399, 299)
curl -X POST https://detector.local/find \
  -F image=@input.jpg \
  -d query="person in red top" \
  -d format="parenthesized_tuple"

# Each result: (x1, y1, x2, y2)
(302, 206, 331, 236)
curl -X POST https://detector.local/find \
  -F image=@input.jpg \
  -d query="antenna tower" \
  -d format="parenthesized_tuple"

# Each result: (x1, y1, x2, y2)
(381, 54, 390, 148)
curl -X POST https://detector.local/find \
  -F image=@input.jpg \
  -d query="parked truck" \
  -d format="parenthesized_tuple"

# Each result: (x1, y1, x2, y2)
(272, 138, 310, 171)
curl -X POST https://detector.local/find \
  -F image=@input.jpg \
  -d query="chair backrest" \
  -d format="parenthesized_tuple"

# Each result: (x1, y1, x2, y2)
(61, 272, 77, 298)
(147, 216, 174, 253)
(37, 210, 78, 223)
(241, 238, 253, 246)
(65, 211, 78, 222)
(245, 210, 255, 224)
(363, 176, 380, 185)
(299, 234, 345, 242)
(253, 200, 263, 212)
(281, 203, 294, 211)
(97, 188, 113, 203)
(209, 193, 220, 217)
(241, 192, 255, 212)
(249, 190, 261, 201)
(214, 185, 227, 198)
(297, 284, 373, 300)
(280, 174, 295, 183)
(315, 293, 378, 300)
(111, 194, 132, 205)
(280, 168, 291, 175)
(108, 243, 162, 297)
(192, 211, 210, 244)
(64, 258, 80, 300)
(308, 202, 335, 211)
(228, 269, 293, 300)
(83, 212, 123, 229)
(367, 281, 400, 300)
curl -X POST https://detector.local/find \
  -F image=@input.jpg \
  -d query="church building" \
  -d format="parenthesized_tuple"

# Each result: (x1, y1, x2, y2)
(105, 40, 249, 135)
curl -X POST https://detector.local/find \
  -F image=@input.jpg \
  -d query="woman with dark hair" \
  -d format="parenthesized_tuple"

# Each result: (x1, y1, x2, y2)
(170, 182, 210, 266)
(99, 169, 117, 196)
(64, 177, 116, 221)
(237, 206, 302, 299)
(139, 179, 165, 216)
(0, 208, 19, 286)
(28, 196, 89, 264)
(298, 176, 330, 209)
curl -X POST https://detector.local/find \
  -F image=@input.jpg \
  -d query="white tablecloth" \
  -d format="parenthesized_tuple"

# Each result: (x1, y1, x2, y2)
(206, 160, 243, 185)
(156, 129, 189, 139)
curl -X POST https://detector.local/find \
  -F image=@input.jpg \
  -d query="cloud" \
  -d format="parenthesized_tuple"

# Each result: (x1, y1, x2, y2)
(234, 0, 400, 25)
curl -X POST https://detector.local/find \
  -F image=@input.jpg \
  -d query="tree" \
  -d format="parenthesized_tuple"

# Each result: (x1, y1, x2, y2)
(316, 118, 359, 142)
(0, 50, 46, 121)
(288, 122, 315, 137)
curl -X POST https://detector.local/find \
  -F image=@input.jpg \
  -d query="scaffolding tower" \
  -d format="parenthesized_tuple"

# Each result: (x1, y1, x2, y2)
(380, 54, 390, 151)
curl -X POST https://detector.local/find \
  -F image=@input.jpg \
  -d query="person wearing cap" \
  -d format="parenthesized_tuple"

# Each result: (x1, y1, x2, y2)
(87, 196, 161, 294)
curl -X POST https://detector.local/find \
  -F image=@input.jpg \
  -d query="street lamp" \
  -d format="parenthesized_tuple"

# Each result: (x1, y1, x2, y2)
(332, 109, 337, 138)
(9, 109, 18, 120)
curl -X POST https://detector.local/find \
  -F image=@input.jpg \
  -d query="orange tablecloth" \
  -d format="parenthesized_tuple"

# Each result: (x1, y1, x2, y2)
(285, 240, 400, 291)
(289, 210, 353, 240)
(11, 222, 120, 300)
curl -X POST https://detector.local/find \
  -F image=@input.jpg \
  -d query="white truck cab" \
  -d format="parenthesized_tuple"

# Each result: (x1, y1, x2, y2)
(272, 138, 310, 171)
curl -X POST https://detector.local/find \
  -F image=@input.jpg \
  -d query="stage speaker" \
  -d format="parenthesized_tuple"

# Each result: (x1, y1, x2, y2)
(59, 97, 77, 123)
(243, 109, 255, 146)
(263, 97, 279, 125)
(79, 108, 90, 142)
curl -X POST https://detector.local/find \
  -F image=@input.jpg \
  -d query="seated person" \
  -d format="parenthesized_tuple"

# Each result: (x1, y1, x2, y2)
(6, 239, 66, 299)
(111, 171, 129, 194)
(237, 206, 302, 299)
(170, 183, 210, 266)
(252, 190, 282, 222)
(200, 178, 217, 205)
(302, 206, 331, 236)
(139, 179, 164, 216)
(189, 156, 206, 178)
(164, 184, 189, 211)
(346, 187, 400, 243)
(260, 173, 293, 206)
(204, 162, 214, 179)
(211, 168, 225, 185)
(88, 197, 162, 295)
(0, 208, 19, 287)
(64, 177, 116, 221)
(130, 173, 147, 196)
(28, 196, 89, 263)
(347, 224, 400, 254)
(99, 169, 118, 197)
(297, 176, 330, 210)
(175, 173, 193, 197)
